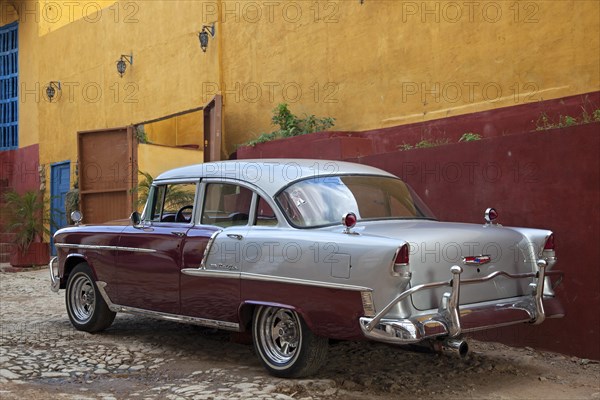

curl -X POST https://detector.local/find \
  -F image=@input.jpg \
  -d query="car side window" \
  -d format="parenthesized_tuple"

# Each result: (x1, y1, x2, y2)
(149, 183, 196, 223)
(255, 196, 278, 226)
(202, 183, 252, 227)
(149, 185, 166, 222)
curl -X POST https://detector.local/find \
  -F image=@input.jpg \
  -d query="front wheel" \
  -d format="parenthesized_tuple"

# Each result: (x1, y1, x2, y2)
(65, 263, 116, 332)
(252, 306, 328, 378)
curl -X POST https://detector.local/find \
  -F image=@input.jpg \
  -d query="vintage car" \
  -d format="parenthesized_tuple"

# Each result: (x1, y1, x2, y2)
(49, 159, 563, 377)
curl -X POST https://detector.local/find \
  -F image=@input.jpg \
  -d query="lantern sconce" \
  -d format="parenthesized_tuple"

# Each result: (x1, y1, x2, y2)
(116, 53, 133, 77)
(198, 23, 216, 53)
(46, 81, 61, 102)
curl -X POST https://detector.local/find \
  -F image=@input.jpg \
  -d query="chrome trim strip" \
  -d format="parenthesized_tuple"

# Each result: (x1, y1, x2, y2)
(181, 269, 240, 279)
(241, 272, 372, 292)
(49, 257, 60, 292)
(96, 281, 240, 331)
(115, 305, 240, 331)
(55, 243, 157, 253)
(96, 281, 116, 308)
(180, 268, 372, 292)
(200, 230, 222, 269)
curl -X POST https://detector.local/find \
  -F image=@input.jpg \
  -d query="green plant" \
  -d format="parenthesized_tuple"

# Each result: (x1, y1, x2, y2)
(65, 189, 79, 220)
(131, 171, 195, 211)
(535, 106, 600, 131)
(535, 112, 555, 130)
(459, 132, 482, 142)
(2, 190, 52, 250)
(134, 170, 154, 208)
(244, 104, 335, 147)
(135, 125, 150, 144)
(271, 103, 299, 133)
(559, 115, 577, 127)
(397, 138, 450, 151)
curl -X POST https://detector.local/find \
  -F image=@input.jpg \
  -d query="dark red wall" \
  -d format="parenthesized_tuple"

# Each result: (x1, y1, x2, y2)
(237, 91, 599, 161)
(0, 144, 40, 195)
(0, 145, 40, 236)
(349, 124, 599, 360)
(236, 95, 600, 360)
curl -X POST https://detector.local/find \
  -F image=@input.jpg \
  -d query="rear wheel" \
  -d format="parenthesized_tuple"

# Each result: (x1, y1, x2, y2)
(65, 263, 115, 332)
(252, 306, 328, 378)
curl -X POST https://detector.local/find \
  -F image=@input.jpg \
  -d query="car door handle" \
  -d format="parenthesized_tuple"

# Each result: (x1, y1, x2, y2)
(171, 231, 186, 237)
(227, 234, 243, 240)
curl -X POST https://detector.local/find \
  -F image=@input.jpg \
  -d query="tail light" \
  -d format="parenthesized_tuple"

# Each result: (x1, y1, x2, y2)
(342, 212, 357, 229)
(544, 234, 555, 250)
(484, 207, 498, 224)
(395, 243, 409, 265)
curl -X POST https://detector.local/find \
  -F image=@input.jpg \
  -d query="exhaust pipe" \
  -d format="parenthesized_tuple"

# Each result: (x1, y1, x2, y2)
(433, 338, 469, 358)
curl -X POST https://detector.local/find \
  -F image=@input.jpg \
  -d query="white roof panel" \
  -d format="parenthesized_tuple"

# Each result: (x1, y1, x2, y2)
(154, 159, 395, 197)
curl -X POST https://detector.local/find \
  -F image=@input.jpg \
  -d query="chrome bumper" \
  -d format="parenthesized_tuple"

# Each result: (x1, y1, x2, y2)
(360, 260, 564, 344)
(49, 257, 60, 292)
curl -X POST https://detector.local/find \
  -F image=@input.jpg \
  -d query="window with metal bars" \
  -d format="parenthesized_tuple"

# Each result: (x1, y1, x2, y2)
(0, 21, 18, 150)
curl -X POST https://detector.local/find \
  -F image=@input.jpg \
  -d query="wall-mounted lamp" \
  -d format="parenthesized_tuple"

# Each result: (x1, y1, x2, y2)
(116, 53, 133, 77)
(46, 81, 61, 102)
(198, 23, 216, 53)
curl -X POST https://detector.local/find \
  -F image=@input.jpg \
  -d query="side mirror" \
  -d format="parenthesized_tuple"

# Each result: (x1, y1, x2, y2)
(130, 211, 142, 228)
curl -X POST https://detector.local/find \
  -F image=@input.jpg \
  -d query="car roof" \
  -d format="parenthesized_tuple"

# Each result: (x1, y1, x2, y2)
(154, 159, 396, 197)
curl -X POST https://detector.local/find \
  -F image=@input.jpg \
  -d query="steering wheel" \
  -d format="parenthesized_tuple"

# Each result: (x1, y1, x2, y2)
(175, 205, 194, 223)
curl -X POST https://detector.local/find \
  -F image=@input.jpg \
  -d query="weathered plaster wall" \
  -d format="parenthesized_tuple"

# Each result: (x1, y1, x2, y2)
(218, 0, 600, 153)
(137, 143, 203, 181)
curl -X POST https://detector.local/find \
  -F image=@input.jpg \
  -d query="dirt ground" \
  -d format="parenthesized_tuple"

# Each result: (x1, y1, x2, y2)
(1, 268, 598, 399)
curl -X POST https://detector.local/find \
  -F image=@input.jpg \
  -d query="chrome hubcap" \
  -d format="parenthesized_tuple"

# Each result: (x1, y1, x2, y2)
(258, 308, 301, 365)
(70, 274, 95, 323)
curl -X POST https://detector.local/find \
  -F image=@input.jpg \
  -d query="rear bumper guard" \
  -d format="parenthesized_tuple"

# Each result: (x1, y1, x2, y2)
(360, 260, 564, 344)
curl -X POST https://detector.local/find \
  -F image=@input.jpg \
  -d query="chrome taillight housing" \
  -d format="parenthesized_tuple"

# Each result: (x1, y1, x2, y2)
(542, 234, 557, 268)
(395, 243, 409, 265)
(392, 243, 411, 278)
(544, 234, 555, 250)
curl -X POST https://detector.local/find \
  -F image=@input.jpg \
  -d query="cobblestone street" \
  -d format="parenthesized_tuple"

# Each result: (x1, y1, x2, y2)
(1, 268, 598, 399)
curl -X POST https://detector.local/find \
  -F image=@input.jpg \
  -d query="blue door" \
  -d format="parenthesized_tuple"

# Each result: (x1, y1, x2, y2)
(50, 161, 70, 255)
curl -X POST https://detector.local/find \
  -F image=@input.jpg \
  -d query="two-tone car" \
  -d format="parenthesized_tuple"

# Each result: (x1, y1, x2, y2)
(49, 159, 564, 377)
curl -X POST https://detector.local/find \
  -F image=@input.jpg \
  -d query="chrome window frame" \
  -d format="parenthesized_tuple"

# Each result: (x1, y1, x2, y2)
(142, 178, 201, 227)
(198, 178, 286, 229)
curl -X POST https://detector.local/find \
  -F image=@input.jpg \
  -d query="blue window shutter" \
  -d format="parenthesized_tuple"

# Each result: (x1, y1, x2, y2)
(0, 21, 18, 150)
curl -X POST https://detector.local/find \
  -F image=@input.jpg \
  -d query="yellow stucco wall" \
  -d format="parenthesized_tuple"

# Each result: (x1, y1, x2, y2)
(6, 0, 600, 171)
(138, 143, 203, 180)
(144, 109, 204, 147)
(217, 0, 600, 152)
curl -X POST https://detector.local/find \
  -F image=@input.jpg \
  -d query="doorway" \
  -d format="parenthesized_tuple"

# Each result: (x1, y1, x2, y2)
(50, 161, 70, 255)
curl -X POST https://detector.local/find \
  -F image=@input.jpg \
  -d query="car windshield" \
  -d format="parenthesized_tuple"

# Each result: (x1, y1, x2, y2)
(276, 175, 435, 228)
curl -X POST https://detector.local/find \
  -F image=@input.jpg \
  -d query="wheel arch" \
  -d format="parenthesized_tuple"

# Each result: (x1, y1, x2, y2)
(238, 300, 316, 333)
(61, 254, 95, 289)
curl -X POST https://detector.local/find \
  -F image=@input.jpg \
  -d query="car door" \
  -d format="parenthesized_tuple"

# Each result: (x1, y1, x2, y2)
(179, 180, 252, 323)
(116, 181, 197, 314)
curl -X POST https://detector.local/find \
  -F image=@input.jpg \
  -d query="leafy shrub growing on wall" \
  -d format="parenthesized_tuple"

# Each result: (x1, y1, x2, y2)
(244, 104, 335, 147)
